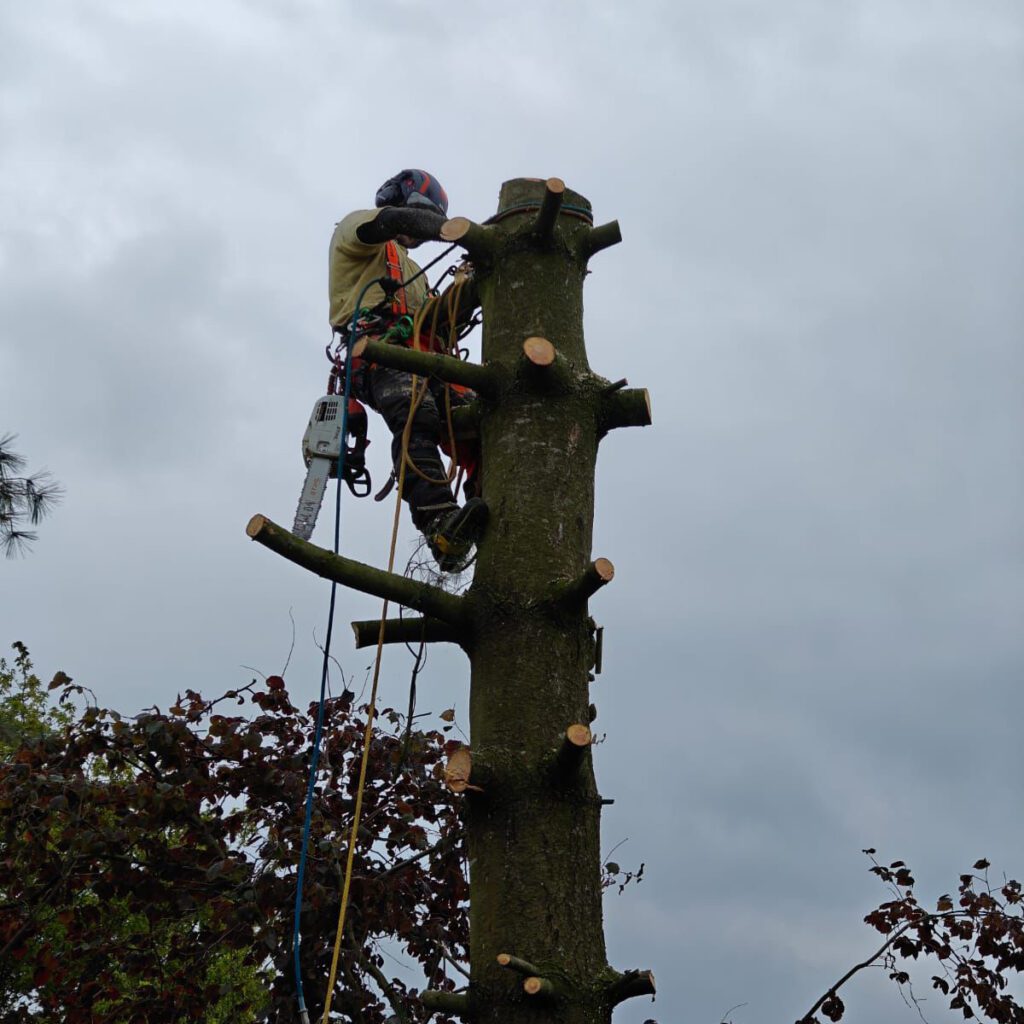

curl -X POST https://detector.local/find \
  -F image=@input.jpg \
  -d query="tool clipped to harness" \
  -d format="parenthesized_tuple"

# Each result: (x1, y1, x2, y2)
(292, 395, 373, 540)
(341, 401, 372, 497)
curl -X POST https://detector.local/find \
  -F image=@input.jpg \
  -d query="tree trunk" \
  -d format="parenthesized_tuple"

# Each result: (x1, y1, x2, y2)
(248, 177, 652, 1024)
(462, 179, 608, 1024)
(454, 179, 651, 1024)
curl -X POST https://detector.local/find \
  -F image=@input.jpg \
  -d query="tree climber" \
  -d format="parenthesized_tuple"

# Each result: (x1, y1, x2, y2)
(328, 169, 487, 572)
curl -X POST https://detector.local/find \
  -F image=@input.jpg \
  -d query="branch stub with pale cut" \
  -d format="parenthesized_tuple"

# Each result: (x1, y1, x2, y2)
(445, 745, 482, 794)
(550, 558, 615, 608)
(440, 216, 493, 261)
(554, 723, 593, 775)
(533, 177, 566, 239)
(496, 953, 541, 977)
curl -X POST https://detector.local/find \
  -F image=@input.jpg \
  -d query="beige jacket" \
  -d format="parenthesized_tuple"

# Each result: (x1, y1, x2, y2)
(328, 209, 430, 328)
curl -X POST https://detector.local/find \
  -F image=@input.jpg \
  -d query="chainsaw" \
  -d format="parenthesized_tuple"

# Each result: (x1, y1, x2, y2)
(291, 395, 370, 541)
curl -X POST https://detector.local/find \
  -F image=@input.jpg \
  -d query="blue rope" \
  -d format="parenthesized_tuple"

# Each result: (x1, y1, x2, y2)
(293, 281, 377, 1022)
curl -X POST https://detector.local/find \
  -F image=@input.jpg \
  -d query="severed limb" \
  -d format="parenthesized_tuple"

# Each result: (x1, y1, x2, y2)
(420, 990, 471, 1017)
(533, 177, 565, 240)
(246, 515, 465, 625)
(607, 969, 656, 1007)
(582, 220, 623, 259)
(550, 558, 615, 609)
(353, 337, 498, 396)
(523, 976, 559, 999)
(496, 953, 541, 977)
(440, 216, 495, 263)
(444, 745, 494, 794)
(520, 337, 572, 391)
(599, 388, 652, 434)
(554, 724, 593, 775)
(350, 616, 463, 650)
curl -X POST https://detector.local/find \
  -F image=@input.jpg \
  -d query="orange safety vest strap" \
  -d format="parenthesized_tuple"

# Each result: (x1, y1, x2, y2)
(383, 241, 408, 317)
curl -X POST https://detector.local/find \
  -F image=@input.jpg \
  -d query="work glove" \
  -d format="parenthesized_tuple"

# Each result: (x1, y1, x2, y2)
(357, 207, 447, 245)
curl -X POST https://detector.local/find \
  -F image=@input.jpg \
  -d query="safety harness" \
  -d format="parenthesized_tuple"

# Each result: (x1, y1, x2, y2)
(322, 241, 413, 498)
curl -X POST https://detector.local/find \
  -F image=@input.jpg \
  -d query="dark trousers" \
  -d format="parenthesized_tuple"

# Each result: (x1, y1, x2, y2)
(355, 365, 456, 531)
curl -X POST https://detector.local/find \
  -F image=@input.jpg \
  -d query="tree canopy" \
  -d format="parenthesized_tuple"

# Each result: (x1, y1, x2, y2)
(0, 654, 467, 1023)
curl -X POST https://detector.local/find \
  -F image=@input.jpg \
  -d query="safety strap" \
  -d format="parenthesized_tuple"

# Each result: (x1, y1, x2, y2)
(383, 241, 408, 317)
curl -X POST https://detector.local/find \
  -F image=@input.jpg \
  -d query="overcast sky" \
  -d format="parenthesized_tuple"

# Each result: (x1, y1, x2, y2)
(3, 1, 1023, 1021)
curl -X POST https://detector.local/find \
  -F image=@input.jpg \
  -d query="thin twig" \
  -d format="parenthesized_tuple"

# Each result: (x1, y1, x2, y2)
(358, 946, 410, 1024)
(439, 942, 470, 980)
(282, 607, 297, 676)
(372, 832, 461, 881)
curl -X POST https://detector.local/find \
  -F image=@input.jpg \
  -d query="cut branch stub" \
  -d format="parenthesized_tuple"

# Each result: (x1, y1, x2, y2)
(583, 219, 623, 259)
(520, 336, 572, 391)
(420, 990, 471, 1017)
(352, 337, 497, 397)
(496, 953, 541, 977)
(607, 969, 656, 1007)
(522, 336, 556, 367)
(246, 515, 465, 626)
(554, 724, 593, 775)
(533, 177, 566, 240)
(550, 558, 615, 609)
(599, 387, 652, 435)
(350, 616, 463, 650)
(523, 976, 558, 999)
(445, 745, 482, 794)
(440, 216, 494, 262)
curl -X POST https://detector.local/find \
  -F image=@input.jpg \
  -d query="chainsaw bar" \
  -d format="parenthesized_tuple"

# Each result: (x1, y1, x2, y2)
(292, 456, 333, 540)
(291, 395, 345, 540)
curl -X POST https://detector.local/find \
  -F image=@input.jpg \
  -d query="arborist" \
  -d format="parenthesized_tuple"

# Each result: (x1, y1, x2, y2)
(328, 169, 487, 572)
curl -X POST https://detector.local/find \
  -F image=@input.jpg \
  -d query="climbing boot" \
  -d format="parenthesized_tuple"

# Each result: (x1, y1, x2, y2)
(424, 497, 488, 573)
